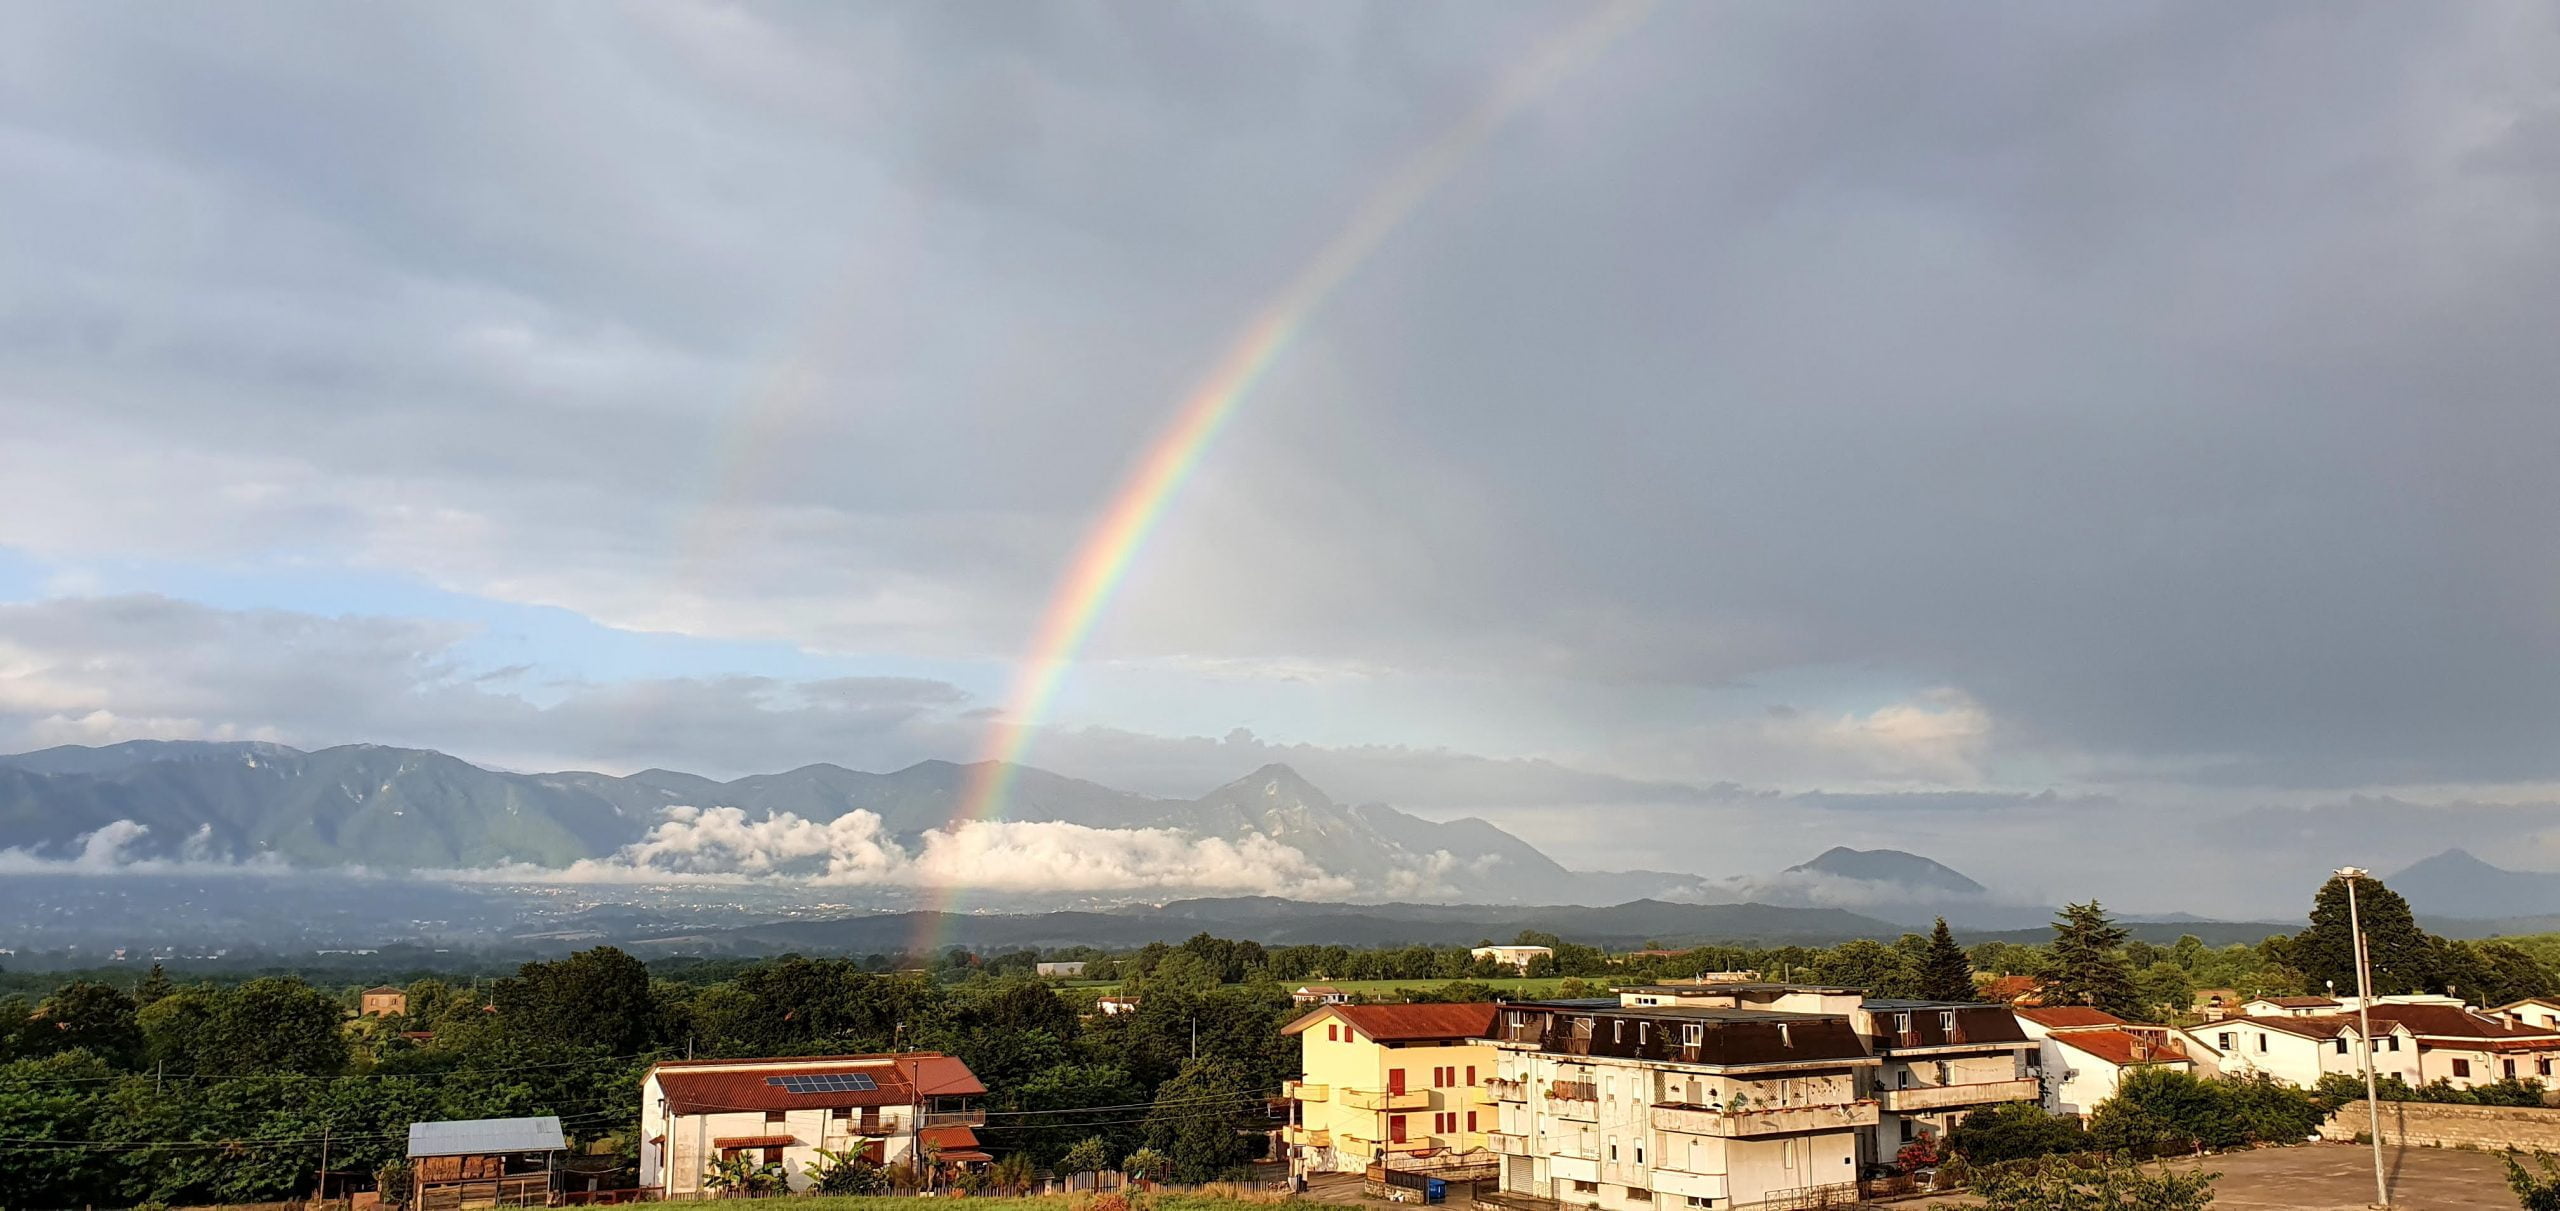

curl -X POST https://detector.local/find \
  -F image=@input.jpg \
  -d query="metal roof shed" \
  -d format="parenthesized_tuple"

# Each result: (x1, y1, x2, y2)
(409, 1116, 567, 1157)
(407, 1116, 566, 1209)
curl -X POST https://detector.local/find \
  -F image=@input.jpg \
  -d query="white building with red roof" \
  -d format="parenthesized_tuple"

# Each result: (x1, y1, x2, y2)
(2013, 1007, 2191, 1117)
(638, 1052, 987, 1197)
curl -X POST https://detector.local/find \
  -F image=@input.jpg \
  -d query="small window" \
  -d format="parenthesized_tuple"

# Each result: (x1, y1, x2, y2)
(1893, 1013, 1912, 1033)
(2217, 1032, 2233, 1050)
(766, 1110, 786, 1124)
(1940, 1011, 1957, 1033)
(1684, 1023, 1704, 1047)
(2454, 1059, 2473, 1078)
(1778, 1023, 1792, 1047)
(2334, 1039, 2348, 1055)
(1467, 1111, 1478, 1132)
(1467, 1065, 1477, 1086)
(1573, 1181, 1599, 1194)
(2507, 1060, 2519, 1079)
(1685, 1199, 1714, 1208)
(1635, 1144, 1645, 1165)
(831, 1108, 850, 1121)
(1327, 1024, 1338, 1041)
(2539, 1058, 2552, 1077)
(2389, 1037, 2401, 1052)
(1626, 1188, 1651, 1201)
(2257, 1034, 2268, 1053)
(1613, 1020, 1624, 1043)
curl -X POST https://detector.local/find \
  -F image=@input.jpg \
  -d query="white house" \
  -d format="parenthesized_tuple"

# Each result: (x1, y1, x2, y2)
(2013, 1008, 2190, 1117)
(1292, 984, 1352, 1007)
(638, 1053, 987, 1197)
(1471, 945, 1555, 974)
(2361, 1003, 2560, 1087)
(2498, 998, 2560, 1033)
(2177, 1015, 2419, 1089)
(1035, 961, 1087, 978)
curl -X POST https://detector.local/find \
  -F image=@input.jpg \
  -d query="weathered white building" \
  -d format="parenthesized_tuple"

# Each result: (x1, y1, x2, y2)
(638, 1053, 986, 1197)
(2013, 1007, 2190, 1117)
(1484, 993, 1880, 1210)
(1472, 945, 1556, 974)
(2177, 1015, 2419, 1089)
(1850, 999, 2040, 1156)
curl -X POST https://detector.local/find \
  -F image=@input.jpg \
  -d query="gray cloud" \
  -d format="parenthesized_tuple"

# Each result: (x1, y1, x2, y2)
(5, 2, 2560, 905)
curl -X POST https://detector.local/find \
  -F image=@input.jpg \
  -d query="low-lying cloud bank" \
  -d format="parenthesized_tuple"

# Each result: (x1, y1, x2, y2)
(0, 809, 1368, 899)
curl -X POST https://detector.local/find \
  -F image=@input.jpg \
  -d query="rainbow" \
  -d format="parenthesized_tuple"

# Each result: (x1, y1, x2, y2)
(913, 0, 1651, 953)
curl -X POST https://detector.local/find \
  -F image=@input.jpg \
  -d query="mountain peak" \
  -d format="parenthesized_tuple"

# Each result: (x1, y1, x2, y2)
(1784, 847, 1986, 895)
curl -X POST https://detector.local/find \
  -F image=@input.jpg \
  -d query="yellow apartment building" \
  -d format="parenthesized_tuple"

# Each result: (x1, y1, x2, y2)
(1281, 1002, 1500, 1177)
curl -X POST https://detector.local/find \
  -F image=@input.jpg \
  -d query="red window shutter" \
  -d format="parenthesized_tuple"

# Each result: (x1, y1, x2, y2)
(1466, 1065, 1476, 1087)
(1391, 1115, 1408, 1143)
(1389, 1068, 1406, 1094)
(1467, 1111, 1478, 1132)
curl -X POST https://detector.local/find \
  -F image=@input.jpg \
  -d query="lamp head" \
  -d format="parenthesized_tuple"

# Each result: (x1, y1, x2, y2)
(2334, 866, 2369, 879)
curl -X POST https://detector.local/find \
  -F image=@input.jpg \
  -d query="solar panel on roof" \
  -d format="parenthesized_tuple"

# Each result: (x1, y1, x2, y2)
(765, 1072, 879, 1094)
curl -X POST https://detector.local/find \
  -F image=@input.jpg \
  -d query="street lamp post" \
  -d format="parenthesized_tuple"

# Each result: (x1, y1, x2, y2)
(2337, 866, 2389, 1208)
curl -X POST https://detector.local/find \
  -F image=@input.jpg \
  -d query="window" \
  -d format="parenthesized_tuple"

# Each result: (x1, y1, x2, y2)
(1609, 1136, 1619, 1161)
(1467, 1065, 1477, 1087)
(1684, 1023, 1703, 1047)
(1572, 1181, 1599, 1194)
(2389, 1037, 2401, 1052)
(2541, 1059, 2553, 1077)
(2453, 1059, 2473, 1079)
(762, 1146, 784, 1165)
(1613, 1020, 1624, 1043)
(1467, 1111, 1478, 1132)
(1940, 1011, 1957, 1033)
(766, 1111, 787, 1124)
(1327, 1024, 1338, 1041)
(1626, 1188, 1651, 1201)
(2256, 1034, 2268, 1053)
(1778, 1023, 1792, 1048)
(1389, 1068, 1406, 1094)
(2507, 1060, 2519, 1079)
(1893, 1013, 1912, 1033)
(2334, 1039, 2348, 1055)
(1391, 1115, 1408, 1143)
(831, 1108, 850, 1121)
(2217, 1032, 2233, 1051)
(1684, 1199, 1715, 1208)
(1635, 1143, 1645, 1165)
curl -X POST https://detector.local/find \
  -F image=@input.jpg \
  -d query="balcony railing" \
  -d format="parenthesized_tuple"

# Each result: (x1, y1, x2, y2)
(919, 1109, 987, 1128)
(1483, 1076, 1527, 1102)
(1545, 1080, 1598, 1103)
(1485, 1131, 1534, 1157)
(1650, 1100, 1880, 1139)
(1340, 1087, 1432, 1112)
(1284, 1080, 1330, 1102)
(1875, 1078, 2041, 1113)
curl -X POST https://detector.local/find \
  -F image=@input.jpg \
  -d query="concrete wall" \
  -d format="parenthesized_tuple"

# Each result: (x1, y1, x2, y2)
(2319, 1100, 2560, 1151)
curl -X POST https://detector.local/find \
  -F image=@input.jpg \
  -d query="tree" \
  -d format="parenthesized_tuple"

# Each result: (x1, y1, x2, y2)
(1122, 1146, 1173, 1187)
(493, 947, 660, 1053)
(703, 1152, 783, 1197)
(2043, 902, 2138, 1018)
(2294, 874, 2434, 997)
(206, 977, 350, 1076)
(1945, 1102, 2089, 1165)
(2510, 1151, 2560, 1211)
(1059, 1136, 1113, 1184)
(1916, 919, 1977, 1002)
(1141, 1058, 1251, 1181)
(27, 980, 143, 1067)
(1970, 1156, 2217, 1211)
(132, 963, 176, 1008)
(1816, 939, 1919, 999)
(991, 1153, 1037, 1195)
(2133, 962, 2196, 1025)
(807, 1148, 888, 1195)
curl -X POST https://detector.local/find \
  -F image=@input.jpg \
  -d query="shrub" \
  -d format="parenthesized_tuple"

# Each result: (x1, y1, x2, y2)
(2510, 1151, 2560, 1211)
(2089, 1067, 2322, 1156)
(1971, 1155, 2218, 1211)
(1946, 1101, 2091, 1165)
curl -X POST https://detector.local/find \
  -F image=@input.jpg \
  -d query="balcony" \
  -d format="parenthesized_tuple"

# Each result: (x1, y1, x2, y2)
(1486, 1131, 1535, 1157)
(1484, 1076, 1527, 1102)
(1340, 1087, 1433, 1112)
(1281, 1126, 1332, 1148)
(1648, 1169, 1727, 1202)
(1284, 1080, 1330, 1102)
(1876, 1078, 2042, 1113)
(919, 1109, 987, 1128)
(1342, 1133, 1442, 1155)
(1546, 1154, 1599, 1183)
(1650, 1100, 1879, 1138)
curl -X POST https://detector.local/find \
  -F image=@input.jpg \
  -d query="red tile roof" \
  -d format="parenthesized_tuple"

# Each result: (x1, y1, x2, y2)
(2252, 996, 2340, 1008)
(1980, 976, 2040, 1003)
(1281, 1002, 1499, 1041)
(648, 1052, 982, 1115)
(2016, 1007, 2123, 1031)
(2363, 1004, 2560, 1046)
(2054, 1029, 2188, 1068)
(2215, 1014, 2359, 1041)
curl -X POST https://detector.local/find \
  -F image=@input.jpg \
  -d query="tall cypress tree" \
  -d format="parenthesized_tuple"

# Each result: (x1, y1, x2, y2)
(2042, 901, 2138, 1017)
(1916, 918, 1977, 1002)
(2294, 874, 2436, 997)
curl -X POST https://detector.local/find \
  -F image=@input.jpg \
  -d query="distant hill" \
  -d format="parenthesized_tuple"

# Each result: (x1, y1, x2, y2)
(1784, 847, 1986, 895)
(610, 896, 1914, 955)
(0, 741, 1695, 904)
(2393, 849, 2560, 922)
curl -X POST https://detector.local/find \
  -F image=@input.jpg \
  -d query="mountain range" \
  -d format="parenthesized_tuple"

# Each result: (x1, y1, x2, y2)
(2390, 848, 2560, 924)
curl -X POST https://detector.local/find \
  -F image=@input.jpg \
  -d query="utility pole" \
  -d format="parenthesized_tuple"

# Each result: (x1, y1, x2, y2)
(2337, 866, 2389, 1208)
(318, 1126, 332, 1206)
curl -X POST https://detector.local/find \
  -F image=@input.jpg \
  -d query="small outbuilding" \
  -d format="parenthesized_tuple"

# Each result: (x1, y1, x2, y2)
(407, 1115, 566, 1209)
(361, 985, 409, 1017)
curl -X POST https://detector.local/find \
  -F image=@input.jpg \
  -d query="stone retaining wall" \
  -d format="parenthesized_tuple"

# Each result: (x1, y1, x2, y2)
(2320, 1099, 2560, 1151)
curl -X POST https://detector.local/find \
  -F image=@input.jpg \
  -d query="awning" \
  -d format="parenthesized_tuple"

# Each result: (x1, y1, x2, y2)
(712, 1136, 797, 1149)
(919, 1125, 981, 1150)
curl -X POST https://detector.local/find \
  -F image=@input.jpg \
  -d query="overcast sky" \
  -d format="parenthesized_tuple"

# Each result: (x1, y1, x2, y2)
(5, 2, 2560, 916)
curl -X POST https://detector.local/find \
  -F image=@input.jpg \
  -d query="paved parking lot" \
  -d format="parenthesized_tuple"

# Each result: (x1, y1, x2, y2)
(1918, 1142, 2520, 1210)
